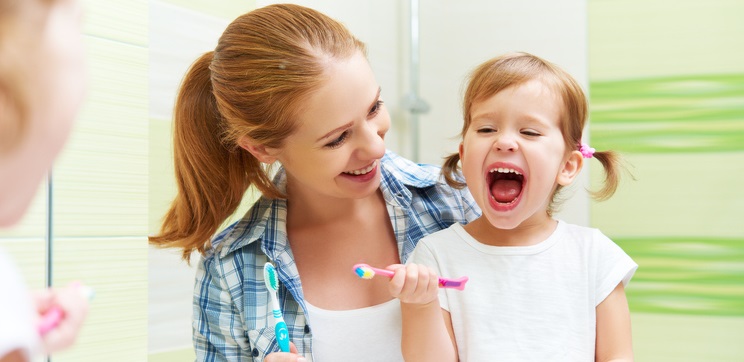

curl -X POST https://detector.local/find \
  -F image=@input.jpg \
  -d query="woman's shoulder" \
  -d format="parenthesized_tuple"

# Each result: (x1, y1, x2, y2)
(206, 196, 282, 260)
(381, 149, 442, 187)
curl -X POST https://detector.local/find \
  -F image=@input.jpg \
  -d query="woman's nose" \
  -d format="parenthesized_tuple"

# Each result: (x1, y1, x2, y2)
(358, 117, 388, 159)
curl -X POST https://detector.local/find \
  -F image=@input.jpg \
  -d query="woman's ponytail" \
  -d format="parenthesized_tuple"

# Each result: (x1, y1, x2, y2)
(149, 52, 253, 260)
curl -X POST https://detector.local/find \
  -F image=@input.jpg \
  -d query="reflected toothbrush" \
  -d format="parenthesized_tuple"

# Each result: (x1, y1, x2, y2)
(263, 262, 290, 352)
(38, 282, 95, 336)
(352, 263, 469, 291)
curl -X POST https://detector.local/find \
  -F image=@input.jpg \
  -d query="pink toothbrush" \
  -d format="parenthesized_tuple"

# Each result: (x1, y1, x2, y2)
(38, 284, 95, 336)
(352, 263, 468, 291)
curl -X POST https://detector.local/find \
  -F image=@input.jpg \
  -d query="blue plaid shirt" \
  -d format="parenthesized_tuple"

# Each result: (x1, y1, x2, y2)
(193, 150, 480, 361)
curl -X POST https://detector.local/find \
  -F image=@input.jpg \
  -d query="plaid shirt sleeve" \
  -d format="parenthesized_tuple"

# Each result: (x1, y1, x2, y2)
(193, 253, 253, 361)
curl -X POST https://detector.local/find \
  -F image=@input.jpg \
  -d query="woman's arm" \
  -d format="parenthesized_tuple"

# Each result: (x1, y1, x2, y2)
(595, 282, 634, 362)
(193, 257, 252, 361)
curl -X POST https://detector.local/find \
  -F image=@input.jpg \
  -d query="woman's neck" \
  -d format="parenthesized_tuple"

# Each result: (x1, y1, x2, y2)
(285, 187, 385, 230)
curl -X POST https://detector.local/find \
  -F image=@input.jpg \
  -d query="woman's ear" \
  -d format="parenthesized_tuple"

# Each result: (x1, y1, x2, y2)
(237, 136, 278, 164)
(557, 150, 583, 186)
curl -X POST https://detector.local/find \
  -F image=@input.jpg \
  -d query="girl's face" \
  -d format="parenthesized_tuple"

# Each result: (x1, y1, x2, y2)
(459, 79, 582, 231)
(0, 0, 85, 226)
(266, 51, 390, 201)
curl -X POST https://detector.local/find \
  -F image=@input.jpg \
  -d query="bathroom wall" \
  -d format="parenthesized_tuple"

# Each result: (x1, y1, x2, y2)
(589, 0, 744, 360)
(0, 1, 149, 361)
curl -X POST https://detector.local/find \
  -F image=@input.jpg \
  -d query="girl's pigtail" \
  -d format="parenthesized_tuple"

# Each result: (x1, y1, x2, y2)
(589, 149, 627, 201)
(441, 152, 467, 189)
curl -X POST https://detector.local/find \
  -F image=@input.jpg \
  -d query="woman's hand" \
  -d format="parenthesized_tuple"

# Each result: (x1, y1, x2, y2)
(264, 342, 306, 362)
(33, 282, 90, 354)
(386, 264, 440, 305)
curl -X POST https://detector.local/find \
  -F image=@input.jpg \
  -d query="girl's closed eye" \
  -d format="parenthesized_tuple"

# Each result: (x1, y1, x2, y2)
(476, 127, 497, 134)
(521, 129, 541, 136)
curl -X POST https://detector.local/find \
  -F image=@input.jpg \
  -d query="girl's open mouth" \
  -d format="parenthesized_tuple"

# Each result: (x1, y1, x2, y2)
(488, 167, 524, 206)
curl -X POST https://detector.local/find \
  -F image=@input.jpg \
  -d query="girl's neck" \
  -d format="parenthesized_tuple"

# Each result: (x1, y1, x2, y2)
(463, 214, 558, 247)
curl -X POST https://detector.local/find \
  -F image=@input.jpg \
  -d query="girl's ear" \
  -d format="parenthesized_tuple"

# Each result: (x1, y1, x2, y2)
(458, 142, 465, 161)
(557, 150, 583, 186)
(237, 136, 278, 164)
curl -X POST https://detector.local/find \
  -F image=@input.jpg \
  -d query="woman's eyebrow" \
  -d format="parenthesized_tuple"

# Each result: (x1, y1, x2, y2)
(317, 121, 353, 142)
(316, 87, 381, 142)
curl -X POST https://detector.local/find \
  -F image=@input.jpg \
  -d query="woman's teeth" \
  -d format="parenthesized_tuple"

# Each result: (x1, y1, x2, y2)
(344, 162, 375, 175)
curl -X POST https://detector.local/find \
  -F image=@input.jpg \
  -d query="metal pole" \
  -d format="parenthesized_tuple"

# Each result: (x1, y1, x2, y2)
(45, 171, 53, 362)
(406, 0, 429, 162)
(410, 0, 420, 162)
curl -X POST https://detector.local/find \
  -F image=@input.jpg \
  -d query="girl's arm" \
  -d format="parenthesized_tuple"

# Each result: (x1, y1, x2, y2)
(388, 264, 457, 362)
(595, 282, 634, 362)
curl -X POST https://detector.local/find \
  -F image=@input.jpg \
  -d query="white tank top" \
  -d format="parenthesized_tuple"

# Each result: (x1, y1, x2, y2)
(304, 298, 404, 362)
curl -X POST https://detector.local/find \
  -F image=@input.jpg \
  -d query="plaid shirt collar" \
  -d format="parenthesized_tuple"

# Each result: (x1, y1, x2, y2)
(214, 150, 440, 260)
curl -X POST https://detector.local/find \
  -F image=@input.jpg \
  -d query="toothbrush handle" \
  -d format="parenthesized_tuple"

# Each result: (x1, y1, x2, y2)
(371, 266, 469, 290)
(438, 276, 469, 291)
(273, 310, 290, 352)
(369, 266, 395, 278)
(38, 306, 64, 335)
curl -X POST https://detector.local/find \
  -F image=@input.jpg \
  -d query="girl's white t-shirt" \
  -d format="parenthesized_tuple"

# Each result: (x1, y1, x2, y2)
(0, 248, 39, 360)
(410, 220, 637, 362)
(304, 298, 404, 362)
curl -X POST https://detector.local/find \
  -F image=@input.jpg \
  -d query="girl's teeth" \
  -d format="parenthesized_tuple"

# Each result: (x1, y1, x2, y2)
(489, 167, 521, 175)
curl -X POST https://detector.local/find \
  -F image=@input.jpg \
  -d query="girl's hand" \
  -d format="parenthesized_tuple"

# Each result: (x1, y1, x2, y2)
(33, 282, 90, 353)
(386, 264, 440, 305)
(264, 342, 306, 362)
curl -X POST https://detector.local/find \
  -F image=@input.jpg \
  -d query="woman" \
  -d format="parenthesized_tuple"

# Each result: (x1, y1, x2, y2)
(150, 4, 479, 361)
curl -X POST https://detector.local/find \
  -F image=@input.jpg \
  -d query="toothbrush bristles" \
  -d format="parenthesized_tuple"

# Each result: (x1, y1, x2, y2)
(354, 265, 375, 279)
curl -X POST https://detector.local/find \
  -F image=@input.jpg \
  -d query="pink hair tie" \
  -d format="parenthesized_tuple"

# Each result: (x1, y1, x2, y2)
(579, 143, 595, 158)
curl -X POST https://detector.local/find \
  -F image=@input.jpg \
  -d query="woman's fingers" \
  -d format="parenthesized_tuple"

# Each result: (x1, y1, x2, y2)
(264, 342, 306, 362)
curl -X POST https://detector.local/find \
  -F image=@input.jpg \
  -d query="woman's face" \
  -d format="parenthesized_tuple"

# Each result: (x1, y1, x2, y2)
(0, 0, 85, 226)
(267, 51, 390, 201)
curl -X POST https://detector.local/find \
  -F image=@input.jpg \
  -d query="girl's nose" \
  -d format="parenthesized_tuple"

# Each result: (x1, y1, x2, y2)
(494, 134, 518, 152)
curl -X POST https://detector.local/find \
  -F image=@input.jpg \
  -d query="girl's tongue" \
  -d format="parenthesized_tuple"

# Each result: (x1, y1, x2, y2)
(490, 177, 523, 203)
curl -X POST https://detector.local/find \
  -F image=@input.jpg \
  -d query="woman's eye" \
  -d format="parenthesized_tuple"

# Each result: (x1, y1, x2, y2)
(325, 130, 350, 149)
(369, 100, 384, 117)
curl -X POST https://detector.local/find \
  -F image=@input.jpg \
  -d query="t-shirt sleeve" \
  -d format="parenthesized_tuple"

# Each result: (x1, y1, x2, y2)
(0, 249, 39, 359)
(407, 236, 450, 311)
(593, 231, 638, 306)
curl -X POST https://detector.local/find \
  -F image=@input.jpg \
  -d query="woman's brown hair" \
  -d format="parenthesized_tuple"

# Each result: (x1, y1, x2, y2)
(442, 52, 624, 215)
(149, 4, 366, 260)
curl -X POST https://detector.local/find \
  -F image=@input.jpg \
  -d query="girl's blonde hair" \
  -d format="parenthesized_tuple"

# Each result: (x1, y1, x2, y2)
(149, 4, 366, 259)
(442, 52, 623, 215)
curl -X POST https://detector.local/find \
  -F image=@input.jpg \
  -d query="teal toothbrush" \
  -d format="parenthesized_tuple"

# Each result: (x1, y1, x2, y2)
(263, 262, 290, 352)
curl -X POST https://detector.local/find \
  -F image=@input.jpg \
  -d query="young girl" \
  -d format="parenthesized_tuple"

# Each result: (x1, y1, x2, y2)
(0, 0, 89, 360)
(387, 52, 637, 361)
(149, 4, 479, 361)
